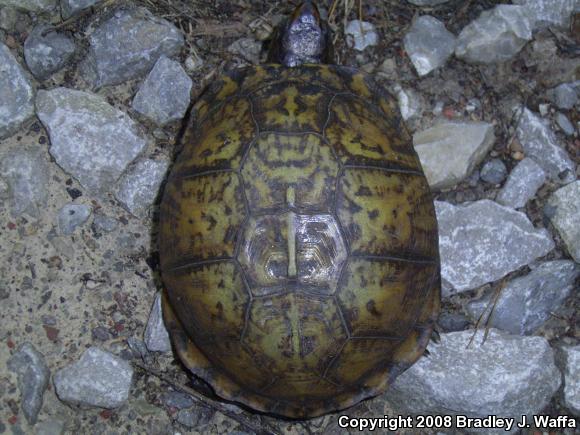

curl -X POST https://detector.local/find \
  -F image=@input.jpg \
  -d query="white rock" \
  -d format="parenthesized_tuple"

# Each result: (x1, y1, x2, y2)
(403, 15, 456, 76)
(144, 292, 171, 353)
(414, 121, 495, 190)
(496, 158, 546, 209)
(455, 5, 532, 64)
(546, 181, 580, 262)
(436, 200, 555, 294)
(345, 20, 378, 51)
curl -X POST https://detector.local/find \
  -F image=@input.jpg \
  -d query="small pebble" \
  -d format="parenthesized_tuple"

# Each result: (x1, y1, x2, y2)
(556, 112, 575, 136)
(480, 158, 507, 184)
(345, 20, 378, 51)
(58, 203, 92, 235)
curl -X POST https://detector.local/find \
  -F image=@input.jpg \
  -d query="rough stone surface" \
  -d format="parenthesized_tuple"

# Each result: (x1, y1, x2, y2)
(556, 345, 580, 415)
(53, 347, 133, 409)
(227, 37, 262, 64)
(466, 261, 579, 335)
(61, 0, 98, 19)
(132, 56, 192, 125)
(0, 43, 35, 139)
(34, 418, 65, 435)
(513, 0, 578, 29)
(394, 85, 424, 121)
(0, 147, 49, 217)
(176, 406, 214, 428)
(479, 158, 507, 184)
(548, 83, 578, 109)
(24, 24, 76, 79)
(407, 0, 450, 5)
(161, 391, 194, 410)
(403, 15, 456, 76)
(556, 112, 575, 136)
(345, 20, 378, 51)
(0, 0, 57, 13)
(455, 5, 532, 64)
(36, 87, 147, 195)
(437, 313, 471, 332)
(58, 203, 92, 235)
(496, 158, 546, 209)
(92, 214, 118, 233)
(436, 200, 555, 295)
(516, 107, 576, 184)
(385, 330, 561, 433)
(7, 342, 50, 424)
(546, 181, 580, 262)
(81, 7, 184, 87)
(114, 157, 169, 218)
(144, 292, 171, 352)
(414, 121, 495, 190)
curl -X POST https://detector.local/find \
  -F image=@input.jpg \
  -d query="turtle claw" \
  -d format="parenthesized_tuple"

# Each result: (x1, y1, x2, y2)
(430, 329, 441, 344)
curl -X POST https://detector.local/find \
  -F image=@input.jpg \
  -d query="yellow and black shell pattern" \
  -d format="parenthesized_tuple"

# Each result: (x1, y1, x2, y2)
(159, 64, 440, 418)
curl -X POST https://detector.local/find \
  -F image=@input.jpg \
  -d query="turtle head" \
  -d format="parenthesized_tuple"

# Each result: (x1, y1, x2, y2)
(268, 1, 333, 67)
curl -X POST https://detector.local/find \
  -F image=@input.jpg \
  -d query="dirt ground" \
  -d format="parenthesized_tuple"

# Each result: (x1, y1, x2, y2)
(0, 0, 578, 434)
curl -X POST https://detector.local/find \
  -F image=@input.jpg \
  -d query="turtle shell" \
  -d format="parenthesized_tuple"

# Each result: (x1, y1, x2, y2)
(159, 64, 440, 418)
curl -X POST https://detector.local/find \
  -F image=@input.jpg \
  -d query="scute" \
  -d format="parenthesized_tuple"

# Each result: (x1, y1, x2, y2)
(159, 64, 440, 418)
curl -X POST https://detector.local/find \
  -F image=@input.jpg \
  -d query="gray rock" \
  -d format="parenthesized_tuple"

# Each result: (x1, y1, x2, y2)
(92, 214, 118, 233)
(34, 418, 65, 435)
(0, 6, 15, 30)
(24, 24, 75, 80)
(407, 0, 450, 5)
(466, 261, 579, 335)
(455, 5, 532, 64)
(546, 181, 580, 262)
(61, 0, 98, 19)
(414, 121, 495, 190)
(394, 85, 424, 121)
(513, 0, 578, 29)
(114, 157, 169, 218)
(7, 343, 50, 424)
(496, 158, 546, 209)
(0, 43, 35, 139)
(36, 87, 147, 195)
(556, 345, 580, 415)
(227, 37, 262, 64)
(53, 347, 133, 409)
(385, 329, 561, 434)
(548, 83, 578, 109)
(436, 200, 554, 295)
(516, 107, 576, 184)
(58, 203, 91, 235)
(437, 312, 471, 332)
(0, 0, 57, 13)
(176, 406, 214, 428)
(480, 158, 507, 184)
(144, 292, 171, 352)
(161, 391, 194, 410)
(556, 112, 575, 136)
(0, 147, 49, 217)
(81, 7, 184, 87)
(403, 15, 456, 76)
(345, 20, 378, 51)
(132, 56, 192, 125)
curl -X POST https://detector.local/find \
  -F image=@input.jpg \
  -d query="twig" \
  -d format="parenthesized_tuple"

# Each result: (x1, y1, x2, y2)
(132, 361, 280, 435)
(467, 280, 506, 348)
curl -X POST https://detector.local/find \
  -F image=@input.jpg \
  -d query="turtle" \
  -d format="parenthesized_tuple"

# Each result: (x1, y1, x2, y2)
(159, 1, 440, 419)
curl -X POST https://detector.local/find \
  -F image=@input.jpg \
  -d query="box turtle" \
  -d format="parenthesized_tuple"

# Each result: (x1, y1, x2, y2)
(159, 1, 440, 418)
